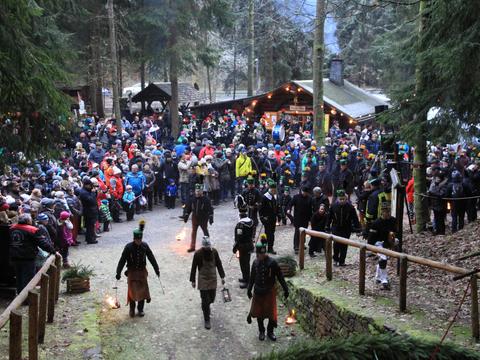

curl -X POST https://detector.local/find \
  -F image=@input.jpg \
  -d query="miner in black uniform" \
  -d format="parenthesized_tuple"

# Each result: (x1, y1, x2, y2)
(287, 186, 313, 254)
(233, 198, 255, 288)
(184, 184, 214, 252)
(312, 186, 330, 212)
(327, 190, 361, 266)
(368, 202, 397, 289)
(116, 225, 160, 317)
(241, 176, 262, 239)
(259, 180, 279, 254)
(247, 238, 289, 341)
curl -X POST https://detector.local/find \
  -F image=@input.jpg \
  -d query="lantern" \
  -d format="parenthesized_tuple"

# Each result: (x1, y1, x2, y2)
(221, 287, 232, 303)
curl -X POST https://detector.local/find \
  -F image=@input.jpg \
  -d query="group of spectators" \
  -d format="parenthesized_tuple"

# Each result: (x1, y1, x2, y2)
(3, 107, 480, 296)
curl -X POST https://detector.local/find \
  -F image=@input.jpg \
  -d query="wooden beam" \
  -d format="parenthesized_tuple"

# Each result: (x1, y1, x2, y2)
(359, 246, 366, 295)
(471, 276, 479, 341)
(38, 274, 49, 343)
(399, 256, 408, 312)
(325, 236, 333, 281)
(47, 265, 56, 323)
(299, 228, 306, 270)
(28, 290, 39, 360)
(9, 311, 22, 360)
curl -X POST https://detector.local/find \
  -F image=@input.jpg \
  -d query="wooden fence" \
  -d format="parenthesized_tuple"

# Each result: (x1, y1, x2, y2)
(0, 254, 62, 360)
(298, 228, 480, 341)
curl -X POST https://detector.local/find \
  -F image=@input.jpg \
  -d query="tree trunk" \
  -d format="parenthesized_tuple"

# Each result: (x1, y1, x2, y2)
(140, 59, 146, 112)
(94, 18, 104, 118)
(247, 0, 255, 96)
(313, 0, 326, 144)
(107, 0, 122, 129)
(168, 0, 179, 137)
(118, 49, 123, 98)
(233, 38, 237, 100)
(207, 66, 212, 103)
(413, 0, 430, 232)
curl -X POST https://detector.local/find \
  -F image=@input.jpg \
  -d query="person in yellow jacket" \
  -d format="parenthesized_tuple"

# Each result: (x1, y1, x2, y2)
(236, 145, 252, 194)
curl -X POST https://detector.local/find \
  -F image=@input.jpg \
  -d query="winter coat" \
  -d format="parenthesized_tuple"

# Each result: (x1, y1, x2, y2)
(190, 248, 225, 290)
(178, 160, 192, 183)
(10, 223, 55, 261)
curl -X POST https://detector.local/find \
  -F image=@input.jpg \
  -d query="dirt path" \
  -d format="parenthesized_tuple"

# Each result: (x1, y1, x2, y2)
(39, 201, 308, 360)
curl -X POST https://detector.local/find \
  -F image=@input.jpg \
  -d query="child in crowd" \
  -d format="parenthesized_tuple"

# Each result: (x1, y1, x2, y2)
(165, 178, 177, 209)
(58, 211, 74, 268)
(123, 185, 136, 221)
(99, 199, 112, 232)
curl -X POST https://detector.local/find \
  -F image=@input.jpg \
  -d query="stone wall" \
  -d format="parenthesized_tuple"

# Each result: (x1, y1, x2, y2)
(284, 281, 385, 338)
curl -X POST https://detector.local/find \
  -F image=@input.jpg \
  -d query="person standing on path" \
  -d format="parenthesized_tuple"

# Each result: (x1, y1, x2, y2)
(247, 238, 289, 341)
(259, 180, 279, 254)
(78, 177, 98, 244)
(233, 199, 254, 288)
(190, 237, 226, 330)
(287, 186, 313, 255)
(183, 184, 214, 253)
(116, 226, 160, 318)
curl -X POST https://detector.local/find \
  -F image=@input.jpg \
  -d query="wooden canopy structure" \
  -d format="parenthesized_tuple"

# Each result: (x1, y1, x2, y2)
(131, 82, 206, 112)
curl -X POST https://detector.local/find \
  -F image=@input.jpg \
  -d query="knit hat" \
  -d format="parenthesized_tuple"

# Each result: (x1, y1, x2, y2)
(202, 236, 212, 248)
(101, 199, 109, 205)
(37, 213, 48, 222)
(59, 211, 70, 220)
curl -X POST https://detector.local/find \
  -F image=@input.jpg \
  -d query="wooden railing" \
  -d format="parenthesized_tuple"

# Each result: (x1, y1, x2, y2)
(298, 228, 480, 341)
(0, 254, 62, 360)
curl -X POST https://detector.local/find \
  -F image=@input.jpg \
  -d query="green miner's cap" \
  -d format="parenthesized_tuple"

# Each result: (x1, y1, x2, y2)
(340, 159, 348, 165)
(318, 160, 325, 166)
(133, 229, 143, 239)
(246, 176, 255, 184)
(336, 189, 346, 197)
(267, 179, 277, 189)
(284, 186, 290, 192)
(255, 239, 267, 254)
(195, 183, 203, 190)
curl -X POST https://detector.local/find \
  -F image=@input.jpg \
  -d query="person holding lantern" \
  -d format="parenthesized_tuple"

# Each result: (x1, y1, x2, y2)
(247, 237, 289, 341)
(116, 223, 160, 318)
(190, 236, 225, 330)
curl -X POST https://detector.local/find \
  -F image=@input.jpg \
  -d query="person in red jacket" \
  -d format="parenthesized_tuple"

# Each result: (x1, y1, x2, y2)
(406, 176, 415, 224)
(10, 214, 55, 294)
(198, 141, 215, 160)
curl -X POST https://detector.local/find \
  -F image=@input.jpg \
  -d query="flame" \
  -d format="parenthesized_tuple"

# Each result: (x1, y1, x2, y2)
(176, 226, 187, 241)
(447, 202, 451, 211)
(285, 309, 297, 325)
(236, 250, 240, 258)
(105, 295, 120, 309)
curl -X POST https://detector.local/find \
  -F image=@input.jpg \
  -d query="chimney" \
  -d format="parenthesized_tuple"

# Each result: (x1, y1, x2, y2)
(329, 58, 344, 86)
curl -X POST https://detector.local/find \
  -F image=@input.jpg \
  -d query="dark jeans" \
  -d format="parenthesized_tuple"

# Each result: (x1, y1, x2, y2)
(333, 231, 351, 265)
(264, 221, 276, 250)
(126, 205, 135, 221)
(257, 318, 275, 334)
(144, 190, 153, 211)
(85, 216, 97, 243)
(451, 208, 465, 233)
(129, 300, 145, 313)
(13, 260, 36, 294)
(200, 289, 216, 321)
(236, 177, 246, 195)
(180, 183, 189, 204)
(222, 179, 234, 200)
(433, 209, 446, 235)
(166, 196, 176, 209)
(309, 236, 324, 254)
(238, 249, 251, 282)
(293, 225, 308, 251)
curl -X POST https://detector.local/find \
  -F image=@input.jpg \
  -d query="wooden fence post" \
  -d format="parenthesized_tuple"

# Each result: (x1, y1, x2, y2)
(471, 276, 479, 341)
(325, 236, 333, 281)
(359, 246, 366, 295)
(38, 273, 49, 343)
(55, 255, 61, 302)
(47, 265, 56, 323)
(299, 228, 306, 270)
(9, 310, 22, 360)
(399, 256, 408, 312)
(28, 290, 39, 360)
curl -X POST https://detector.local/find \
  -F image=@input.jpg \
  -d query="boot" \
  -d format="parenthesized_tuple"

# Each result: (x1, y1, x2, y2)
(129, 302, 135, 318)
(204, 319, 211, 330)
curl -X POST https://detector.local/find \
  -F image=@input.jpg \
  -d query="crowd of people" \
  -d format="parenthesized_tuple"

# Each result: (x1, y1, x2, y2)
(4, 107, 480, 338)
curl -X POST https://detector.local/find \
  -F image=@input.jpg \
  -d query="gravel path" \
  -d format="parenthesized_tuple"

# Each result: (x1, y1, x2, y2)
(68, 201, 308, 360)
